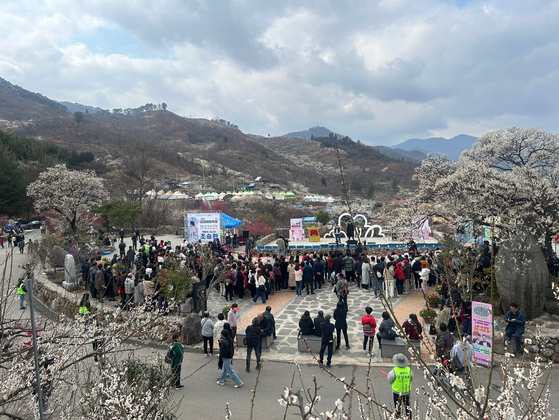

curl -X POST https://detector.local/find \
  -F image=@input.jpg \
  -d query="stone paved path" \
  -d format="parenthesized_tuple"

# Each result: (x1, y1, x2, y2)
(202, 282, 422, 366)
(203, 282, 440, 366)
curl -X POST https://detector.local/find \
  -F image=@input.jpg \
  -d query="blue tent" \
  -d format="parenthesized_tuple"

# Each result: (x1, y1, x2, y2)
(221, 213, 243, 229)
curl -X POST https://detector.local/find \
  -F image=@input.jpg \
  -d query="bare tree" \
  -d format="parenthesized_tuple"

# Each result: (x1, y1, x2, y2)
(123, 141, 159, 207)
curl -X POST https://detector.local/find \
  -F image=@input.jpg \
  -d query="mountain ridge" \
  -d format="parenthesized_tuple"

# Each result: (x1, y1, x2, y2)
(0, 76, 418, 198)
(282, 126, 345, 140)
(391, 134, 477, 161)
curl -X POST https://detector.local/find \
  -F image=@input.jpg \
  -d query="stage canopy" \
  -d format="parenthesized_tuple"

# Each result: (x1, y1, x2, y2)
(221, 213, 243, 229)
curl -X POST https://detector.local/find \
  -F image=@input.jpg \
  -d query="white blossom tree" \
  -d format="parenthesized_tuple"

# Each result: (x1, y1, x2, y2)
(0, 252, 180, 419)
(414, 128, 559, 257)
(26, 164, 108, 237)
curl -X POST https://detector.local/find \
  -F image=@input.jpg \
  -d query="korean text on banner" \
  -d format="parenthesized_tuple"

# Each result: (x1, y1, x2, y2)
(186, 213, 221, 243)
(472, 301, 493, 368)
(290, 218, 305, 242)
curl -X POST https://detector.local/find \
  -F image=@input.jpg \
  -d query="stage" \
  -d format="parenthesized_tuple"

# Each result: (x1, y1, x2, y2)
(257, 236, 441, 252)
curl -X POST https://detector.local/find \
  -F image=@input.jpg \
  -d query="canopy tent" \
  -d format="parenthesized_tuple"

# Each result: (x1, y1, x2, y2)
(221, 213, 243, 229)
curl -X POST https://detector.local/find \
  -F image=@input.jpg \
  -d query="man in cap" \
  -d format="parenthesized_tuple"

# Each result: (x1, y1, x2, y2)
(387, 353, 413, 418)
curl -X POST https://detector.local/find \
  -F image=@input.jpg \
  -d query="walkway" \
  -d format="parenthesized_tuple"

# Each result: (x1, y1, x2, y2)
(392, 286, 438, 359)
(201, 282, 438, 366)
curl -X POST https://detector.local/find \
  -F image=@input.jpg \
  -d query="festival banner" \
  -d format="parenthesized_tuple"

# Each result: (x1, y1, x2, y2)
(290, 218, 305, 241)
(472, 301, 493, 368)
(185, 212, 221, 243)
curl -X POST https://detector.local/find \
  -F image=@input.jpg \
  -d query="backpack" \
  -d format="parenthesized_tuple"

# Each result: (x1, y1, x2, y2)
(452, 353, 464, 371)
(165, 345, 175, 364)
(363, 321, 373, 334)
(249, 273, 256, 284)
(339, 281, 349, 297)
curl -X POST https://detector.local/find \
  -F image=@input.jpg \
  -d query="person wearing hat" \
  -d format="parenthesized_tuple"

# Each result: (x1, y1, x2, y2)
(387, 353, 413, 418)
(17, 279, 27, 310)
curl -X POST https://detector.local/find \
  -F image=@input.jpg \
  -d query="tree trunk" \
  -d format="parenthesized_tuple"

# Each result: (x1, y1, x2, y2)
(544, 233, 556, 276)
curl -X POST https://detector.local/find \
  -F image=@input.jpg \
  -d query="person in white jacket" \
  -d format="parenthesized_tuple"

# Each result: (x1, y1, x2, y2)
(450, 339, 474, 391)
(384, 262, 396, 299)
(213, 313, 226, 341)
(419, 263, 430, 296)
(251, 269, 267, 304)
(361, 257, 372, 290)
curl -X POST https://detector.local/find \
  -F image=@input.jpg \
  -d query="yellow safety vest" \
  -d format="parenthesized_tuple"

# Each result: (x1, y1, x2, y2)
(17, 283, 26, 295)
(79, 306, 90, 314)
(391, 367, 412, 394)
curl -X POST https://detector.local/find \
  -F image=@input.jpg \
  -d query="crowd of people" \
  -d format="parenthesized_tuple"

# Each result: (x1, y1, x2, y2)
(0, 231, 39, 253)
(68, 228, 529, 416)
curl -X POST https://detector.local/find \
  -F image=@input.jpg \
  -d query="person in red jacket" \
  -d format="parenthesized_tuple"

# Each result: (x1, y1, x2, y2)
(361, 306, 377, 355)
(394, 262, 405, 296)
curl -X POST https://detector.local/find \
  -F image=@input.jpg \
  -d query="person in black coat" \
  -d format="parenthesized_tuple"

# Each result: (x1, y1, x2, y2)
(298, 310, 314, 336)
(264, 306, 277, 339)
(314, 311, 325, 337)
(245, 317, 262, 372)
(346, 221, 355, 240)
(259, 313, 272, 337)
(318, 314, 335, 367)
(333, 253, 343, 275)
(236, 269, 245, 299)
(334, 301, 350, 349)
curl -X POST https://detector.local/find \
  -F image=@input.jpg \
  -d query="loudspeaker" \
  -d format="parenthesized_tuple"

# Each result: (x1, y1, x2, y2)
(243, 230, 249, 239)
(347, 239, 358, 245)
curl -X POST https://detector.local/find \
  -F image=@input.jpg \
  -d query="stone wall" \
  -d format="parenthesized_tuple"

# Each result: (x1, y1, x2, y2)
(256, 233, 277, 247)
(526, 336, 559, 363)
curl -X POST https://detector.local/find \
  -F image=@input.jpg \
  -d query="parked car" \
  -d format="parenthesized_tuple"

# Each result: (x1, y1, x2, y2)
(3, 225, 15, 233)
(24, 221, 43, 230)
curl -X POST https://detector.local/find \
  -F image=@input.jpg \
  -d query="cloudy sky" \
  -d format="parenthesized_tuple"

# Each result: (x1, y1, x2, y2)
(1, 0, 558, 145)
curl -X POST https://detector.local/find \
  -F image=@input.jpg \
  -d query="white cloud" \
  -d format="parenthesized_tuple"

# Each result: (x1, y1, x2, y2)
(0, 0, 558, 144)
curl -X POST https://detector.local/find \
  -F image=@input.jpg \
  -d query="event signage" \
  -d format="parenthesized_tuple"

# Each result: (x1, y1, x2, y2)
(472, 301, 493, 368)
(290, 218, 305, 242)
(185, 212, 221, 243)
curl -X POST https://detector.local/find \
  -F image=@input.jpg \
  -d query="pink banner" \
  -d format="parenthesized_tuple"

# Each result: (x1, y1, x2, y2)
(289, 218, 305, 242)
(472, 301, 493, 368)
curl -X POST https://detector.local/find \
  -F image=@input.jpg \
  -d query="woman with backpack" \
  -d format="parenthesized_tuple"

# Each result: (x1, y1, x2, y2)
(377, 311, 397, 356)
(335, 273, 349, 311)
(247, 267, 257, 298)
(361, 306, 377, 354)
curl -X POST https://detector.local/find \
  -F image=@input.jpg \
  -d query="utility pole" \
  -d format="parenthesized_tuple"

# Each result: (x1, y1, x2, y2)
(27, 271, 45, 420)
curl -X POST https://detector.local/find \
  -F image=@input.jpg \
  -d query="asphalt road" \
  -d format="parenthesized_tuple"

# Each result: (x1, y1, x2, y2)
(159, 348, 559, 420)
(3, 231, 559, 419)
(0, 229, 41, 321)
